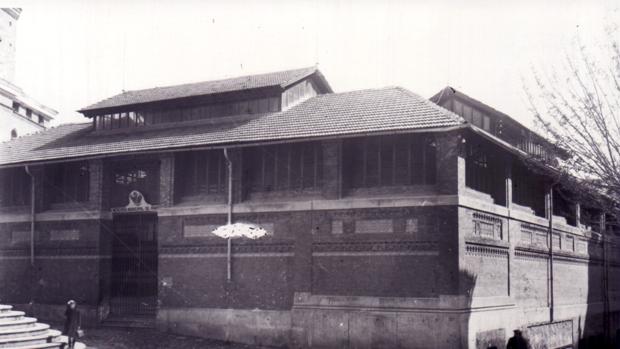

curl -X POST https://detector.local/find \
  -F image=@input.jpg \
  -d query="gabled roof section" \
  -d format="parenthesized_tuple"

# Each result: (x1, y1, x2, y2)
(430, 86, 568, 158)
(1, 87, 465, 167)
(79, 66, 332, 114)
(431, 86, 541, 141)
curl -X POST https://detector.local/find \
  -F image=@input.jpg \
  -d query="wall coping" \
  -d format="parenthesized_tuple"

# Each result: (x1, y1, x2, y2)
(292, 292, 515, 313)
(459, 193, 602, 240)
(161, 195, 460, 216)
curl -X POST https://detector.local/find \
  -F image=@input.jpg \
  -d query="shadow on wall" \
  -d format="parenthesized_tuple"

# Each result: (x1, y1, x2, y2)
(461, 267, 511, 349)
(522, 231, 618, 349)
(525, 227, 618, 349)
(578, 233, 616, 349)
(460, 269, 480, 349)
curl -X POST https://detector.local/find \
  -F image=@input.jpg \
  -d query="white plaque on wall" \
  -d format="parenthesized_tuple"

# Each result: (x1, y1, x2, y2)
(355, 219, 393, 234)
(11, 231, 30, 244)
(50, 229, 80, 241)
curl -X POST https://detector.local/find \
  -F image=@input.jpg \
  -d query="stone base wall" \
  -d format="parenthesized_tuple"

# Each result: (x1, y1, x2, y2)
(290, 293, 471, 348)
(157, 307, 291, 348)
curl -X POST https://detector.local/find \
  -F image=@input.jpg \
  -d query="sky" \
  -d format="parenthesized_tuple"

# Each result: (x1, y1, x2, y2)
(3, 0, 619, 127)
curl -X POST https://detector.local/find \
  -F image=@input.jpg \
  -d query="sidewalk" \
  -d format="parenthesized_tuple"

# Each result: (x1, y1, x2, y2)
(62, 326, 271, 349)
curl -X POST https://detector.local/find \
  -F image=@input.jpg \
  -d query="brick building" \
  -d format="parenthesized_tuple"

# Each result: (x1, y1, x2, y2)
(0, 67, 618, 348)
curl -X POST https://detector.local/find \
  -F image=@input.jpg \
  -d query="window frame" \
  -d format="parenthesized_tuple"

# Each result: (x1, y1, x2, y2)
(344, 134, 437, 189)
(47, 162, 90, 204)
(0, 167, 31, 207)
(244, 142, 323, 193)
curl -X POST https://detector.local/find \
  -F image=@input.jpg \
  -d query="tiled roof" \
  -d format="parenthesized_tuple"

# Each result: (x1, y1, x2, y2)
(430, 86, 565, 156)
(80, 66, 325, 112)
(0, 87, 465, 166)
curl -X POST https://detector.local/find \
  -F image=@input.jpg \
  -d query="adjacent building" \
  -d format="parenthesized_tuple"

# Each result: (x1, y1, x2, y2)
(0, 8, 56, 141)
(0, 67, 618, 348)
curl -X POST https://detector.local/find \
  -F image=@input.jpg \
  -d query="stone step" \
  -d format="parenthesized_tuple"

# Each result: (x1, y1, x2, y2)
(0, 329, 60, 348)
(0, 310, 24, 321)
(5, 342, 64, 349)
(0, 317, 37, 330)
(0, 323, 50, 339)
(0, 305, 85, 349)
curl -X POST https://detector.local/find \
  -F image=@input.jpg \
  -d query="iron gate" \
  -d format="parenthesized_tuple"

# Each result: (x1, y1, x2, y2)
(110, 213, 158, 316)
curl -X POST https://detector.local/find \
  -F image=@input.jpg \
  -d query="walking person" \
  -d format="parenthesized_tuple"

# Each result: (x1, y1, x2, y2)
(63, 300, 81, 349)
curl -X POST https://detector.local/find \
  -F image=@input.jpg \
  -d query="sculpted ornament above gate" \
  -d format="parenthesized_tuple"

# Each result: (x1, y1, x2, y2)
(111, 190, 154, 212)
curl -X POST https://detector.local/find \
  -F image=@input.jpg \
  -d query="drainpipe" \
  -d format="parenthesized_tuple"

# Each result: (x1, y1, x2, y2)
(223, 148, 233, 281)
(547, 185, 554, 323)
(24, 166, 35, 266)
(601, 213, 610, 340)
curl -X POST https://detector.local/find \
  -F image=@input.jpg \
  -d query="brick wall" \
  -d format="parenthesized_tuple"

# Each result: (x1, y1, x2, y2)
(158, 212, 297, 310)
(155, 206, 457, 309)
(513, 252, 549, 307)
(0, 219, 103, 306)
(2, 131, 618, 346)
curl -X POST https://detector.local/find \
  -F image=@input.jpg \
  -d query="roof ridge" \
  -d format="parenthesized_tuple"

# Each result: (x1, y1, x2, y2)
(116, 66, 316, 95)
(80, 66, 319, 112)
(441, 86, 547, 139)
(313, 86, 401, 97)
(395, 87, 466, 124)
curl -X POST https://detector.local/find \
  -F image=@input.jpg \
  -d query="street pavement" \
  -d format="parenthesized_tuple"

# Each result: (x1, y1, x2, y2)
(61, 326, 271, 349)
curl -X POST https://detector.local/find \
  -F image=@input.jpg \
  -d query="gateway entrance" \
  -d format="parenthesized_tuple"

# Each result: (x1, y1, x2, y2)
(110, 213, 158, 316)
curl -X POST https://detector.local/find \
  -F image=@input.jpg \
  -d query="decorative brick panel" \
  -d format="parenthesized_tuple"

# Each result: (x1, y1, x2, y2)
(534, 232, 548, 247)
(313, 240, 437, 253)
(472, 212, 502, 239)
(330, 220, 343, 234)
(465, 243, 508, 258)
(515, 248, 549, 261)
(521, 223, 548, 248)
(565, 235, 576, 252)
(521, 230, 533, 244)
(552, 233, 561, 250)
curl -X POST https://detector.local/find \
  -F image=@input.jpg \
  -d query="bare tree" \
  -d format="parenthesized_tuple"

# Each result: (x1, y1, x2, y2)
(525, 25, 619, 345)
(525, 25, 620, 222)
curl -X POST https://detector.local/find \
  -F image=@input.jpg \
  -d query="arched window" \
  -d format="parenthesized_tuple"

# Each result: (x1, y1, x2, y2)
(10, 129, 17, 139)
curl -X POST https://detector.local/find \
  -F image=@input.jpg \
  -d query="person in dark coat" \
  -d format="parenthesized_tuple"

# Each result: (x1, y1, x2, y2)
(63, 300, 81, 349)
(507, 329, 529, 349)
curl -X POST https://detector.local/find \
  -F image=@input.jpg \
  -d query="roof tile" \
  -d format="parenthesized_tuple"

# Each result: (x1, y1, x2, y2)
(1, 87, 465, 166)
